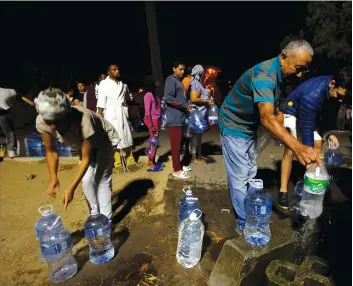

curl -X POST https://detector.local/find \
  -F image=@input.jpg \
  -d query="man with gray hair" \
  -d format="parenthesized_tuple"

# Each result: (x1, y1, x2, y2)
(218, 39, 322, 235)
(35, 87, 120, 224)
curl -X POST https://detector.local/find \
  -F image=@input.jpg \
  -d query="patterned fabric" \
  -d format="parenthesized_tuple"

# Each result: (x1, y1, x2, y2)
(219, 56, 283, 139)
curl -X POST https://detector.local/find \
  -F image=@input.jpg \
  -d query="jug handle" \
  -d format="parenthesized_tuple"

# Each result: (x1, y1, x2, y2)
(38, 205, 53, 216)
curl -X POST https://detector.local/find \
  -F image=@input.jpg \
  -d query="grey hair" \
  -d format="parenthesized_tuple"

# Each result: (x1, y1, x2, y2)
(282, 40, 314, 57)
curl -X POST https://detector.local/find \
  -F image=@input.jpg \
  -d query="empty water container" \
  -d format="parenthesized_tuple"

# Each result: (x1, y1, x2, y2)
(26, 132, 45, 157)
(244, 179, 272, 246)
(40, 217, 78, 283)
(84, 211, 115, 264)
(188, 107, 208, 133)
(208, 104, 219, 125)
(289, 181, 304, 217)
(180, 186, 193, 205)
(176, 209, 204, 268)
(179, 196, 201, 226)
(35, 205, 63, 261)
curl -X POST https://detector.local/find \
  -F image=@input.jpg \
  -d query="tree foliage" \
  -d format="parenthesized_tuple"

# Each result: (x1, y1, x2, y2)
(305, 1, 352, 61)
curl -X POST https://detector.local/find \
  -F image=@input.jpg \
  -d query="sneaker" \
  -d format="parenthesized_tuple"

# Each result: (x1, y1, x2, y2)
(277, 192, 289, 209)
(236, 225, 245, 236)
(183, 165, 192, 172)
(8, 150, 18, 159)
(173, 171, 191, 179)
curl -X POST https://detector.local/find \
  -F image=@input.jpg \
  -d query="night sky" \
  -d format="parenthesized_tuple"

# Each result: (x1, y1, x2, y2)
(0, 1, 309, 91)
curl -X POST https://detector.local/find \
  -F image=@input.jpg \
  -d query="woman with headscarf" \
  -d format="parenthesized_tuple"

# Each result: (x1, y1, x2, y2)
(34, 87, 120, 224)
(143, 75, 161, 169)
(189, 65, 213, 164)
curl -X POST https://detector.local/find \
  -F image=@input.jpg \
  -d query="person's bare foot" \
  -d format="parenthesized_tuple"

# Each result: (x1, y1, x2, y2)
(147, 161, 155, 169)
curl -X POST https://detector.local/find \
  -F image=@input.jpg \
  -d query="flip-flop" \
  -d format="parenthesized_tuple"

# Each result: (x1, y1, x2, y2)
(147, 162, 164, 173)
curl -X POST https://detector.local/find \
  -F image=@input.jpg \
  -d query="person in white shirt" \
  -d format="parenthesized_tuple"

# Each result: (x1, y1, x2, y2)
(97, 65, 138, 169)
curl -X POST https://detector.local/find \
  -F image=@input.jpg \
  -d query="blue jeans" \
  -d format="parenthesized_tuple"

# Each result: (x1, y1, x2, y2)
(221, 134, 257, 228)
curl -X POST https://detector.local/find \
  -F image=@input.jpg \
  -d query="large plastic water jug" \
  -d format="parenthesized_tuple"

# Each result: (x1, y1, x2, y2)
(324, 143, 343, 167)
(176, 209, 204, 268)
(55, 140, 72, 157)
(244, 179, 272, 246)
(84, 211, 115, 264)
(26, 132, 45, 157)
(188, 107, 207, 133)
(40, 217, 78, 283)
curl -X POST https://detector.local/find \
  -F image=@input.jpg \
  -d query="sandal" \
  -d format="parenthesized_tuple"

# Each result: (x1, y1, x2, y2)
(147, 162, 164, 173)
(193, 159, 203, 164)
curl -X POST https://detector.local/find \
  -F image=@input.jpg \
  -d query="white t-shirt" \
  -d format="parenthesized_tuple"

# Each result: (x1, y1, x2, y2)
(0, 87, 17, 110)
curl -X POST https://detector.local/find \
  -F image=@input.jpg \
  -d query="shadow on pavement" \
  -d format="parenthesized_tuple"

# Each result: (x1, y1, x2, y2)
(112, 179, 155, 225)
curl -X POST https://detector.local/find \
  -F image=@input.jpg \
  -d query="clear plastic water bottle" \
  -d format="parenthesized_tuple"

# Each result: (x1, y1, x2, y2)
(147, 134, 159, 158)
(244, 179, 272, 246)
(176, 209, 204, 268)
(26, 132, 46, 157)
(208, 104, 219, 125)
(40, 217, 78, 283)
(35, 205, 63, 261)
(160, 111, 167, 131)
(324, 143, 343, 167)
(55, 140, 72, 157)
(300, 164, 329, 219)
(84, 211, 114, 264)
(183, 115, 193, 139)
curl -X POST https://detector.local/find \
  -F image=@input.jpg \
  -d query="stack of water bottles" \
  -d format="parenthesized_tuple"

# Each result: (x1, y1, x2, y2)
(299, 163, 329, 219)
(244, 179, 272, 246)
(176, 187, 204, 268)
(84, 210, 115, 264)
(188, 106, 208, 133)
(55, 140, 72, 157)
(26, 132, 46, 157)
(35, 205, 78, 283)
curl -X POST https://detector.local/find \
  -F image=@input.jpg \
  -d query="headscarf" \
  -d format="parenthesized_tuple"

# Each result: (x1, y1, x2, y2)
(34, 87, 71, 121)
(191, 64, 204, 82)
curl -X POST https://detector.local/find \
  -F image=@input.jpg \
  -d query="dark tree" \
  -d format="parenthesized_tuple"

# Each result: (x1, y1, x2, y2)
(305, 1, 352, 62)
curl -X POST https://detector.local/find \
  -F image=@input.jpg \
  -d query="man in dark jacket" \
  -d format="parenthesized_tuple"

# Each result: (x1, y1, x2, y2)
(84, 74, 107, 112)
(278, 67, 352, 209)
(163, 59, 192, 179)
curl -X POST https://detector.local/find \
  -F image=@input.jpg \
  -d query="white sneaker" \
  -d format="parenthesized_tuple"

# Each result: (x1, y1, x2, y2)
(8, 150, 18, 159)
(183, 165, 192, 172)
(173, 171, 191, 179)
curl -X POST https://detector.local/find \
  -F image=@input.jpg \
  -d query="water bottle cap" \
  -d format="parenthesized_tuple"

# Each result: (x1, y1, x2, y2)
(249, 179, 263, 189)
(189, 213, 198, 220)
(189, 209, 202, 221)
(91, 209, 99, 216)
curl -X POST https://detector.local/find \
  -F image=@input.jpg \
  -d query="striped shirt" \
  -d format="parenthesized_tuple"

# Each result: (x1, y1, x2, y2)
(219, 56, 284, 139)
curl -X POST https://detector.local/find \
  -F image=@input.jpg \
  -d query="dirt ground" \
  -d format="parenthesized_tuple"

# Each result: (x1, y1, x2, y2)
(0, 157, 170, 286)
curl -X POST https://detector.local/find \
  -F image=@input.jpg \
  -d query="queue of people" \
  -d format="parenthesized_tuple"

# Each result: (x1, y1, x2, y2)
(0, 38, 351, 236)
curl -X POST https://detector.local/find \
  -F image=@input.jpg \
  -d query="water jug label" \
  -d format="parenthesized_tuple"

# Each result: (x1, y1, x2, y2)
(41, 238, 72, 255)
(87, 227, 104, 238)
(253, 205, 266, 215)
(261, 206, 266, 215)
(304, 175, 328, 194)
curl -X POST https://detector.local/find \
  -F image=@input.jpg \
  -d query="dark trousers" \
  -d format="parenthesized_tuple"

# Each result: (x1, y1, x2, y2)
(168, 126, 183, 172)
(0, 111, 17, 151)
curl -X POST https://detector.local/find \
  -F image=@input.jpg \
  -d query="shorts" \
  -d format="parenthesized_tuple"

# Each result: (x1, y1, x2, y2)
(283, 114, 322, 141)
